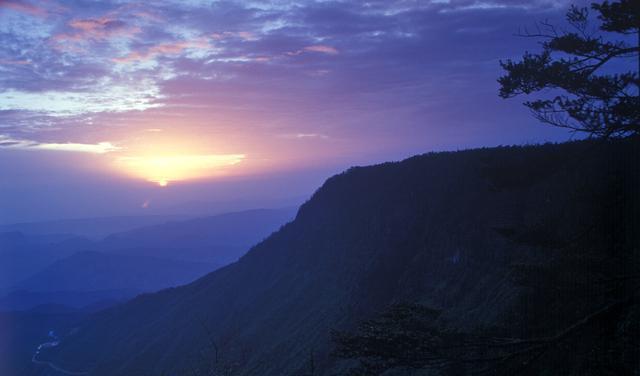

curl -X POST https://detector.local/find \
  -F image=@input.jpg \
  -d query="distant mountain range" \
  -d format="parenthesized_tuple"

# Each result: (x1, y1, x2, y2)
(0, 289, 136, 312)
(0, 232, 92, 291)
(98, 208, 297, 264)
(14, 251, 214, 294)
(0, 208, 296, 311)
(35, 139, 639, 375)
(0, 215, 193, 240)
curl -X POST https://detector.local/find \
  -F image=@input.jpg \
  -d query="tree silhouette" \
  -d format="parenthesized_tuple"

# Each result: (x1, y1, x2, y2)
(498, 0, 639, 137)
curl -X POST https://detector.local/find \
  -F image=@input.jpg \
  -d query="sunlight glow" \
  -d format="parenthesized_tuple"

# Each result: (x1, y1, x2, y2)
(115, 154, 246, 185)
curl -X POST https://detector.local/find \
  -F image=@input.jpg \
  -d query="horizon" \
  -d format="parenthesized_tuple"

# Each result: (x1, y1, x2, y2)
(1, 138, 586, 225)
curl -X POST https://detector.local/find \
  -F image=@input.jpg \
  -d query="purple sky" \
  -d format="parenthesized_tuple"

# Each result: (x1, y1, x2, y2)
(0, 0, 587, 223)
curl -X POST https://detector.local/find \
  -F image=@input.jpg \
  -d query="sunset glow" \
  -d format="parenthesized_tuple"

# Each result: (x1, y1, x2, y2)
(115, 154, 246, 186)
(0, 0, 575, 224)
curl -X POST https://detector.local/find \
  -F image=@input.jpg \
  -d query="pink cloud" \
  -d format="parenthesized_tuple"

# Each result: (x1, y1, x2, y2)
(0, 0, 47, 17)
(51, 16, 140, 47)
(113, 38, 211, 63)
(0, 59, 30, 65)
(287, 45, 339, 57)
(303, 45, 339, 55)
(68, 17, 114, 32)
(253, 56, 271, 62)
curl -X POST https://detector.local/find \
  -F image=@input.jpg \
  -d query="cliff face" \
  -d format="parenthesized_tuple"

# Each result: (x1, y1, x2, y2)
(42, 139, 639, 376)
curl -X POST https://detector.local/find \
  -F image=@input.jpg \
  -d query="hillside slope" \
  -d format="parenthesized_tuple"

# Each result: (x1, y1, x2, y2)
(41, 139, 639, 376)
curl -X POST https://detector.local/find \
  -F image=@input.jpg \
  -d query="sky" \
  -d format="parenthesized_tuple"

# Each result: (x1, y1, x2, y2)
(0, 0, 587, 224)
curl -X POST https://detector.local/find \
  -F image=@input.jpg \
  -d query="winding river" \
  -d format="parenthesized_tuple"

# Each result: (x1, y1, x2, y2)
(32, 330, 88, 375)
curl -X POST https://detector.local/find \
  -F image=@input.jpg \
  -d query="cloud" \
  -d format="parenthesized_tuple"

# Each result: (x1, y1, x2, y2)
(287, 44, 339, 56)
(0, 135, 120, 153)
(113, 38, 212, 63)
(51, 16, 141, 47)
(68, 17, 130, 34)
(281, 133, 329, 139)
(211, 31, 257, 41)
(304, 45, 339, 55)
(0, 0, 46, 17)
(0, 0, 575, 155)
(0, 80, 163, 115)
(132, 10, 164, 23)
(432, 0, 573, 12)
(0, 59, 30, 65)
(34, 141, 120, 153)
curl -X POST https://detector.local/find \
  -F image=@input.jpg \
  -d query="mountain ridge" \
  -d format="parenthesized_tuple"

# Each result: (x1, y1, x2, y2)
(40, 139, 639, 375)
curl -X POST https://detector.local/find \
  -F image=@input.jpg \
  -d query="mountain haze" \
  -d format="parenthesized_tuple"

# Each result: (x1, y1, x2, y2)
(0, 233, 92, 291)
(14, 251, 215, 294)
(98, 208, 297, 264)
(0, 216, 191, 240)
(0, 208, 296, 312)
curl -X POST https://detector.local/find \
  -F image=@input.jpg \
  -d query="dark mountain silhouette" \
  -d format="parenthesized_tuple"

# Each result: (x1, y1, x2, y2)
(38, 139, 638, 375)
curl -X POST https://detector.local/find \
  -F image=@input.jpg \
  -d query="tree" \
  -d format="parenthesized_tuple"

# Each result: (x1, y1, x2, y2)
(498, 0, 639, 138)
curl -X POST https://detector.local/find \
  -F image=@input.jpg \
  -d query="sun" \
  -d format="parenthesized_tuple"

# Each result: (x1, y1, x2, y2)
(114, 154, 246, 185)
